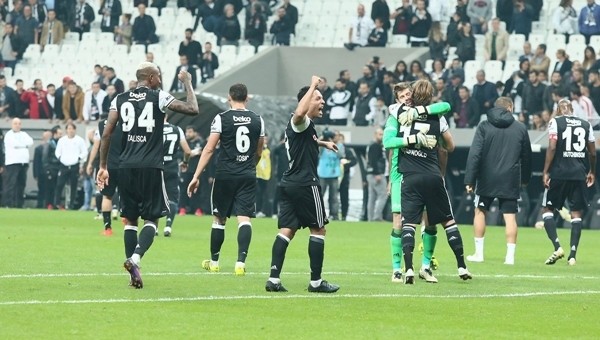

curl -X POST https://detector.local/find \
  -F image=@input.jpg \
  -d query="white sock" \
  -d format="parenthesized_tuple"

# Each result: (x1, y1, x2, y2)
(506, 243, 516, 261)
(235, 261, 245, 268)
(210, 260, 219, 267)
(268, 277, 280, 284)
(131, 253, 141, 265)
(474, 237, 484, 257)
(310, 279, 322, 288)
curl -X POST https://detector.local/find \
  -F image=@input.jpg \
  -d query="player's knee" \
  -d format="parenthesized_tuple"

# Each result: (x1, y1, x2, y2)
(280, 227, 296, 240)
(310, 227, 326, 237)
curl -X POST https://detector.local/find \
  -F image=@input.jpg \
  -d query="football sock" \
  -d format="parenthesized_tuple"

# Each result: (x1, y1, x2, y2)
(445, 224, 466, 269)
(102, 211, 111, 229)
(166, 202, 177, 228)
(569, 218, 582, 259)
(422, 226, 437, 268)
(269, 233, 290, 279)
(308, 235, 325, 281)
(95, 193, 102, 212)
(124, 225, 138, 259)
(401, 225, 416, 271)
(133, 223, 156, 258)
(390, 229, 403, 271)
(474, 237, 484, 257)
(210, 223, 225, 262)
(542, 212, 561, 251)
(237, 222, 252, 262)
(506, 243, 516, 263)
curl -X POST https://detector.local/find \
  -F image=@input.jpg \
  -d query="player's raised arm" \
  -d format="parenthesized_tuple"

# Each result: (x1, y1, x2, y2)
(165, 70, 200, 116)
(293, 75, 321, 127)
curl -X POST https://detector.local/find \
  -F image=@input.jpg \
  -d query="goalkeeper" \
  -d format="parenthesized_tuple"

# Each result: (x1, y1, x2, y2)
(383, 82, 451, 283)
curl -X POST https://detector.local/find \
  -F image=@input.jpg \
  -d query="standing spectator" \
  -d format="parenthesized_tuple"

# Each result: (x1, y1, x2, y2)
(589, 70, 600, 114)
(7, 0, 23, 26)
(371, 0, 390, 31)
(216, 4, 240, 46)
(315, 76, 332, 124)
(352, 82, 376, 126)
(244, 2, 266, 52)
(29, 0, 46, 33)
(543, 71, 564, 113)
(455, 0, 470, 22)
(178, 28, 202, 67)
(132, 4, 158, 46)
(428, 21, 446, 60)
(317, 130, 341, 220)
(409, 0, 431, 47)
(82, 82, 106, 122)
(33, 129, 50, 208)
(15, 5, 38, 47)
(255, 134, 270, 217)
(115, 13, 132, 50)
(553, 49, 573, 77)
(472, 70, 498, 119)
(366, 127, 386, 221)
(467, 0, 492, 34)
(433, 78, 447, 103)
(54, 122, 87, 210)
(62, 81, 84, 122)
(2, 23, 21, 71)
(326, 78, 352, 126)
(13, 79, 27, 118)
(200, 41, 219, 83)
(338, 133, 356, 221)
(92, 64, 103, 84)
(0, 75, 16, 119)
(571, 86, 600, 127)
(391, 0, 412, 35)
(344, 4, 374, 51)
(509, 0, 533, 40)
(71, 0, 95, 40)
(484, 17, 509, 63)
(579, 0, 600, 45)
(133, 0, 148, 6)
(464, 97, 532, 264)
(40, 9, 64, 49)
(280, 0, 298, 34)
(357, 64, 378, 95)
(98, 0, 122, 33)
(446, 12, 461, 47)
(42, 125, 61, 209)
(54, 76, 71, 122)
(103, 67, 124, 94)
(269, 6, 291, 46)
(521, 70, 546, 127)
(443, 58, 465, 84)
(553, 0, 578, 42)
(1, 117, 32, 208)
(454, 86, 479, 128)
(429, 59, 446, 83)
(428, 0, 450, 23)
(170, 55, 198, 91)
(378, 71, 395, 106)
(530, 44, 551, 78)
(393, 60, 411, 82)
(46, 83, 58, 119)
(20, 78, 50, 119)
(456, 22, 476, 63)
(195, 0, 219, 32)
(445, 74, 463, 118)
(102, 84, 117, 115)
(367, 17, 387, 47)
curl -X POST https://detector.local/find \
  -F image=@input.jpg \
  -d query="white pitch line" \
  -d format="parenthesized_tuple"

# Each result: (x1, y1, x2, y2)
(1, 271, 599, 280)
(1, 291, 599, 306)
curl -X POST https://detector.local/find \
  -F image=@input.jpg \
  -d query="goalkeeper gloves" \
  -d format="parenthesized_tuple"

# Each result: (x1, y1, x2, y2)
(398, 106, 428, 126)
(404, 127, 437, 149)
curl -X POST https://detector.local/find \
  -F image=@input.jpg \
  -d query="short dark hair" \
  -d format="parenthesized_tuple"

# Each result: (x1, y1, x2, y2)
(94, 64, 101, 68)
(185, 28, 193, 33)
(47, 83, 55, 88)
(229, 83, 248, 102)
(529, 70, 538, 76)
(92, 81, 101, 86)
(123, 13, 131, 20)
(570, 86, 582, 97)
(339, 69, 348, 78)
(335, 78, 346, 84)
(297, 86, 310, 102)
(16, 79, 23, 84)
(538, 44, 547, 53)
(106, 67, 115, 73)
(458, 85, 469, 92)
(589, 69, 599, 76)
(0, 75, 5, 80)
(186, 125, 198, 132)
(66, 122, 76, 130)
(51, 125, 61, 135)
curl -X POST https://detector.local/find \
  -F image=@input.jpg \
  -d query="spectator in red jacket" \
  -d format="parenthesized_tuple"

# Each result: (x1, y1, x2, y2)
(20, 78, 50, 119)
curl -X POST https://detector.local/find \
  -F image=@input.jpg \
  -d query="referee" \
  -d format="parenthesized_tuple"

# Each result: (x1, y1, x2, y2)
(54, 123, 88, 210)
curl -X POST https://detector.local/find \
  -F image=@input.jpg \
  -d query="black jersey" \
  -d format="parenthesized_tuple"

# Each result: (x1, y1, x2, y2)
(280, 116, 320, 187)
(547, 115, 594, 180)
(163, 123, 185, 174)
(110, 86, 175, 169)
(398, 115, 441, 176)
(95, 119, 123, 169)
(210, 109, 265, 179)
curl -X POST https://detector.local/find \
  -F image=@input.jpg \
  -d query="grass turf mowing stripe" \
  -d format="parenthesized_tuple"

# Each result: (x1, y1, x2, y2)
(1, 291, 599, 306)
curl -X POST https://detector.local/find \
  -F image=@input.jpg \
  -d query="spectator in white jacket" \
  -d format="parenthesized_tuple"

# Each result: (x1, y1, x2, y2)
(552, 0, 578, 38)
(82, 82, 108, 122)
(326, 78, 352, 126)
(54, 122, 88, 209)
(2, 118, 34, 208)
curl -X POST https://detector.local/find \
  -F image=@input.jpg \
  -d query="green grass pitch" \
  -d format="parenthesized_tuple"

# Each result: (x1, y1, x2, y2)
(1, 209, 599, 339)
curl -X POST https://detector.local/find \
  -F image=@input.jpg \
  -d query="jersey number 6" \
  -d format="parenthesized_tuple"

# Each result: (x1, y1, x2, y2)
(236, 126, 250, 153)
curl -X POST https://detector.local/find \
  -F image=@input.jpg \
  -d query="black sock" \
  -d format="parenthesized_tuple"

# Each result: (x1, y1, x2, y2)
(569, 218, 583, 259)
(95, 193, 102, 212)
(269, 234, 290, 279)
(308, 235, 325, 281)
(124, 226, 138, 259)
(166, 202, 176, 228)
(401, 225, 416, 271)
(237, 223, 252, 262)
(445, 224, 466, 268)
(210, 223, 225, 262)
(102, 211, 111, 229)
(543, 212, 561, 251)
(133, 223, 156, 258)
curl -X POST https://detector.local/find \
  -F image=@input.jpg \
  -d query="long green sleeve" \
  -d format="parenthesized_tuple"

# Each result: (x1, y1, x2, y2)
(383, 115, 407, 149)
(426, 102, 451, 115)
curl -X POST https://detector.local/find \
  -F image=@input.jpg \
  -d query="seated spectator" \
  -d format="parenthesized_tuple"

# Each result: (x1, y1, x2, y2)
(453, 86, 479, 128)
(446, 12, 461, 47)
(0, 75, 16, 119)
(578, 0, 600, 45)
(40, 10, 64, 50)
(393, 60, 412, 82)
(562, 64, 585, 90)
(571, 86, 600, 127)
(472, 70, 498, 116)
(102, 67, 125, 94)
(428, 21, 446, 60)
(46, 83, 59, 120)
(216, 4, 240, 46)
(82, 82, 107, 122)
(409, 0, 431, 47)
(281, 0, 298, 35)
(456, 22, 475, 63)
(132, 4, 158, 46)
(409, 60, 426, 80)
(98, 0, 122, 33)
(195, 0, 219, 32)
(270, 7, 292, 46)
(553, 49, 572, 77)
(1, 23, 21, 71)
(344, 4, 374, 51)
(20, 78, 50, 119)
(432, 78, 446, 103)
(179, 28, 203, 68)
(367, 18, 387, 47)
(582, 46, 597, 72)
(170, 55, 198, 92)
(200, 41, 219, 83)
(391, 0, 412, 35)
(509, 0, 533, 40)
(552, 0, 577, 41)
(484, 17, 508, 63)
(378, 71, 395, 106)
(466, 0, 492, 34)
(503, 60, 528, 97)
(102, 84, 117, 115)
(530, 44, 551, 78)
(429, 58, 446, 83)
(15, 5, 38, 46)
(589, 70, 600, 114)
(92, 64, 103, 84)
(62, 81, 84, 122)
(244, 2, 266, 52)
(115, 13, 132, 50)
(443, 58, 465, 85)
(518, 41, 534, 62)
(71, 0, 95, 40)
(357, 64, 378, 96)
(530, 112, 546, 130)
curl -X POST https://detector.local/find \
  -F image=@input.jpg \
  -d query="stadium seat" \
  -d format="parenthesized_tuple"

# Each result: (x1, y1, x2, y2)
(464, 60, 482, 73)
(129, 44, 146, 56)
(220, 45, 236, 56)
(568, 34, 586, 45)
(64, 32, 80, 42)
(161, 7, 175, 17)
(81, 32, 98, 43)
(590, 36, 600, 48)
(504, 60, 520, 73)
(485, 68, 503, 83)
(531, 21, 545, 33)
(147, 44, 162, 55)
(389, 34, 408, 47)
(98, 32, 114, 43)
(509, 34, 525, 50)
(23, 44, 41, 63)
(238, 45, 255, 56)
(527, 33, 545, 47)
(566, 43, 585, 62)
(321, 2, 340, 15)
(546, 34, 566, 46)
